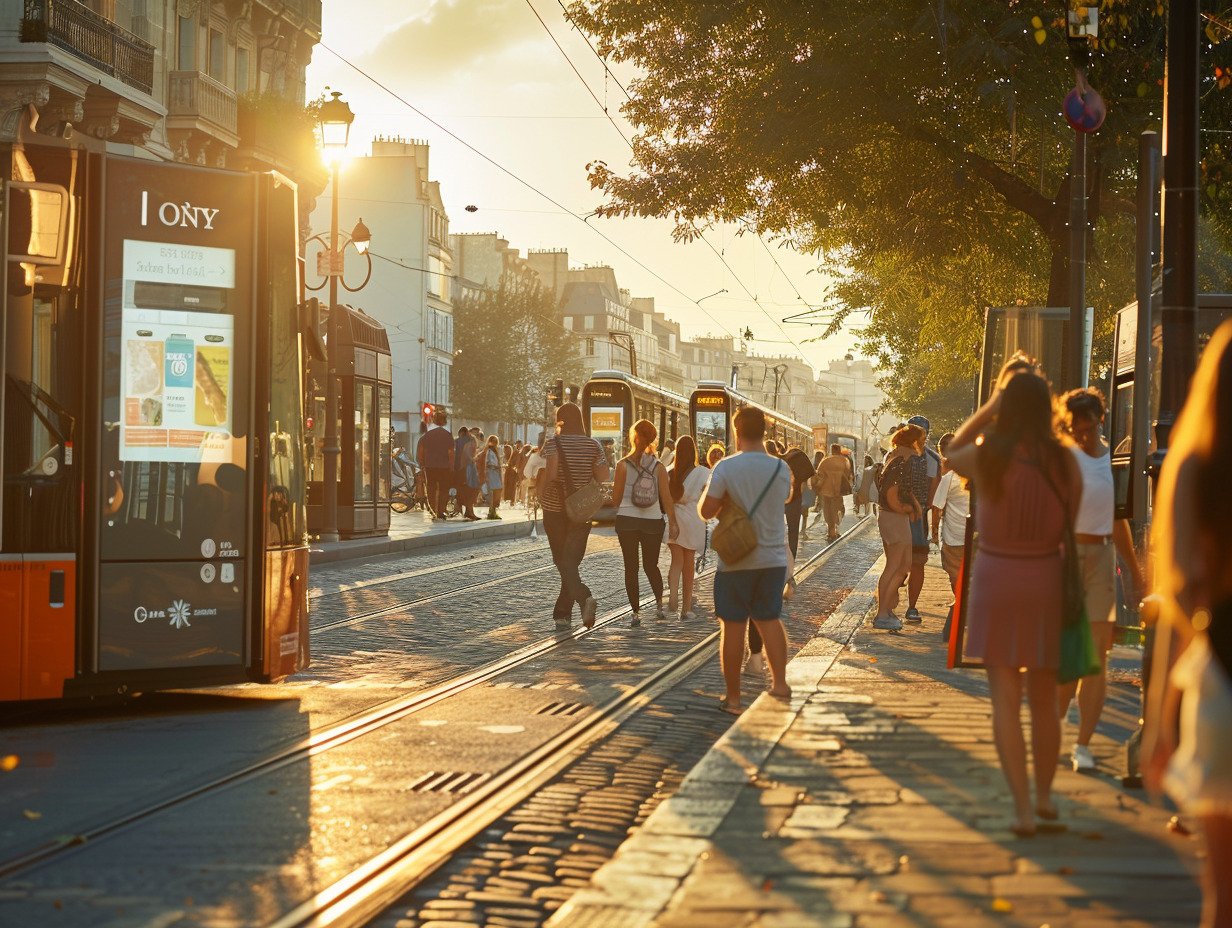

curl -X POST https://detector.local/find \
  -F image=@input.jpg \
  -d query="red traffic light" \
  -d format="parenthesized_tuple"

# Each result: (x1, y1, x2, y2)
(422, 403, 434, 418)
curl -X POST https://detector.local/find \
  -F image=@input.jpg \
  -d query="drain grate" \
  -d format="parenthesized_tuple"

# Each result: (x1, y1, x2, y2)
(536, 701, 588, 717)
(404, 771, 491, 794)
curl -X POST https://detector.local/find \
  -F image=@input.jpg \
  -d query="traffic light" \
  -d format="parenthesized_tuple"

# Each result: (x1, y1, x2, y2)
(420, 403, 434, 433)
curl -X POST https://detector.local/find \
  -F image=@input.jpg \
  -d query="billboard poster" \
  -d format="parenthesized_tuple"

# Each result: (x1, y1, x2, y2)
(589, 407, 624, 457)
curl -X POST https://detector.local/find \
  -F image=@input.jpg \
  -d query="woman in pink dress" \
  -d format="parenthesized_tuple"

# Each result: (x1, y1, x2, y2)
(948, 364, 1081, 836)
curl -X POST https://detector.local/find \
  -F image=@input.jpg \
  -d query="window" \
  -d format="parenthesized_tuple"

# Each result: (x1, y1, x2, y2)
(208, 28, 224, 80)
(235, 47, 250, 92)
(427, 309, 453, 353)
(427, 359, 451, 406)
(583, 315, 595, 331)
(428, 254, 449, 298)
(562, 316, 572, 330)
(585, 337, 595, 356)
(177, 16, 196, 69)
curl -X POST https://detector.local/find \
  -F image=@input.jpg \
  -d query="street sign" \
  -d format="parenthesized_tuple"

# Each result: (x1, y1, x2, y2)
(316, 249, 344, 277)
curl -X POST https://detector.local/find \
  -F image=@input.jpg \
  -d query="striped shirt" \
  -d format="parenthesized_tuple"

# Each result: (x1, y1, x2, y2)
(540, 434, 604, 512)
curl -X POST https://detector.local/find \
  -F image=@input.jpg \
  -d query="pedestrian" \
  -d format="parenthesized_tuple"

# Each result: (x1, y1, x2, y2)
(872, 426, 924, 630)
(946, 362, 1077, 836)
(470, 428, 485, 507)
(931, 433, 968, 640)
(904, 415, 942, 624)
(659, 438, 676, 467)
(800, 450, 820, 542)
(521, 443, 543, 509)
(416, 409, 455, 520)
(480, 435, 504, 519)
(612, 419, 679, 626)
(667, 435, 708, 619)
(1144, 319, 1232, 928)
(1054, 388, 1147, 772)
(453, 426, 479, 521)
(700, 406, 793, 714)
(857, 453, 877, 515)
(539, 403, 609, 628)
(815, 443, 852, 542)
(707, 443, 725, 468)
(503, 443, 518, 507)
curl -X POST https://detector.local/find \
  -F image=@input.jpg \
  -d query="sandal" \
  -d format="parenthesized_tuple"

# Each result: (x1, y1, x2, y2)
(717, 698, 742, 716)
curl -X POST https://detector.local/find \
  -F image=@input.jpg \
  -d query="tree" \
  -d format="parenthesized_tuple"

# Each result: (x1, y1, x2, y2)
(452, 273, 586, 433)
(569, 1, 1232, 422)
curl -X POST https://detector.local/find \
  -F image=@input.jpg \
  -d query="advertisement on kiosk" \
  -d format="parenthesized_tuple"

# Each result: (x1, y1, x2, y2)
(97, 160, 254, 673)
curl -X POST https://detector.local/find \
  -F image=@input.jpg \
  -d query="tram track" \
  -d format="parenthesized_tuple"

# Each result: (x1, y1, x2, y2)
(0, 516, 873, 921)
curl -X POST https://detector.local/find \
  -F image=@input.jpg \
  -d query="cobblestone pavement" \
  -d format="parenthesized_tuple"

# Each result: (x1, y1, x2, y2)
(368, 522, 886, 928)
(0, 520, 879, 927)
(549, 560, 1202, 928)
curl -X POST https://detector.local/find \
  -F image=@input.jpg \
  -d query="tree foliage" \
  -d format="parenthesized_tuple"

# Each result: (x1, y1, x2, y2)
(569, 0, 1232, 422)
(452, 273, 586, 430)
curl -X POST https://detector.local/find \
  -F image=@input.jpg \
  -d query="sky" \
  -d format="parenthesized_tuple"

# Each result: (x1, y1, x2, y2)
(305, 0, 864, 374)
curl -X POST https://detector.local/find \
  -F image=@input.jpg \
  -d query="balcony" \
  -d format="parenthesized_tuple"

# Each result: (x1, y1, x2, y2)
(167, 71, 239, 146)
(21, 0, 154, 95)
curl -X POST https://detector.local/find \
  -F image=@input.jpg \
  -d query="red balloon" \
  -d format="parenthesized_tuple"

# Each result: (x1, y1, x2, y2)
(1064, 87, 1106, 133)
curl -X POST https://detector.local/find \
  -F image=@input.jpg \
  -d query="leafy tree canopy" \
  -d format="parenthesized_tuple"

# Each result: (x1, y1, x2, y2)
(569, 0, 1232, 422)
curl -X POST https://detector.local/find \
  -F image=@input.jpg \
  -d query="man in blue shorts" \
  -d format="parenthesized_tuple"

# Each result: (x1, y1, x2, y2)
(700, 406, 793, 714)
(905, 414, 942, 623)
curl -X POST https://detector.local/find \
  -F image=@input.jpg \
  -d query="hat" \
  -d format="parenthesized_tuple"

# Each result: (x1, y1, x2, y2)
(907, 415, 930, 434)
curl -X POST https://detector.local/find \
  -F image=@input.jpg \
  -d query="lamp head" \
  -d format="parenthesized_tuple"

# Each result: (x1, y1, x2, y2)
(350, 217, 370, 254)
(317, 90, 355, 155)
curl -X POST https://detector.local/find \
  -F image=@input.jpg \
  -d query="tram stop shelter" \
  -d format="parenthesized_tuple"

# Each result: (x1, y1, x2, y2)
(307, 306, 392, 540)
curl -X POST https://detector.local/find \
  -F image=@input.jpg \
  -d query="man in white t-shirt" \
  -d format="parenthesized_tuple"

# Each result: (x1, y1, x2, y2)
(930, 433, 969, 640)
(700, 407, 792, 715)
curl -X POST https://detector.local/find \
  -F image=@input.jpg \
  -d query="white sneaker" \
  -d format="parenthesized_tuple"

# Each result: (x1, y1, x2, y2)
(745, 652, 766, 674)
(1072, 744, 1095, 772)
(872, 614, 903, 630)
(683, 610, 697, 620)
(630, 612, 642, 627)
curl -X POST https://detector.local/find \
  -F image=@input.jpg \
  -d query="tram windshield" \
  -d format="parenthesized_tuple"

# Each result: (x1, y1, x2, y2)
(694, 409, 726, 455)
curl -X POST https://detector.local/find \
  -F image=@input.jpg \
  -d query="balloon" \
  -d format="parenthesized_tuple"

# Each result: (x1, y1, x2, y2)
(1064, 86, 1106, 133)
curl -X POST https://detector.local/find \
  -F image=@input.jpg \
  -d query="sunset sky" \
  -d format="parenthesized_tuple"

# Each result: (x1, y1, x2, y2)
(306, 0, 864, 372)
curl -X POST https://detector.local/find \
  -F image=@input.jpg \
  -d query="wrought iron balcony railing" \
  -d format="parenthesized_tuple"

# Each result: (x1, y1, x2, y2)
(21, 0, 155, 95)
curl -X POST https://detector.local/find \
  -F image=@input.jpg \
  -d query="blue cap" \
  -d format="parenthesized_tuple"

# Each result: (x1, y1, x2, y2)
(907, 415, 930, 433)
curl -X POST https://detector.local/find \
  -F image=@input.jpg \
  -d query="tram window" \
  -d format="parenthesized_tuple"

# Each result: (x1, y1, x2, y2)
(6, 184, 68, 264)
(694, 409, 726, 454)
(1111, 382, 1133, 456)
(355, 382, 374, 502)
(378, 386, 391, 501)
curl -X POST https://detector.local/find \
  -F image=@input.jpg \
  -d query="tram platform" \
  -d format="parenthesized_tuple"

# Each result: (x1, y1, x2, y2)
(550, 559, 1202, 928)
(310, 505, 538, 565)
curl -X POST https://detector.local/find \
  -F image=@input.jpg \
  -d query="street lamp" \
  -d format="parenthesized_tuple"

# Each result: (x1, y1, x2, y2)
(313, 89, 362, 544)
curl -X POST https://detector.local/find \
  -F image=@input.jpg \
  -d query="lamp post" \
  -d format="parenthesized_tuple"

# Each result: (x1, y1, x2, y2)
(316, 90, 357, 543)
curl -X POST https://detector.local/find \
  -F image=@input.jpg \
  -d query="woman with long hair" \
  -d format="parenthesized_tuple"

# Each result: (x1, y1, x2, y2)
(857, 453, 877, 515)
(947, 363, 1079, 836)
(610, 419, 679, 626)
(707, 444, 725, 468)
(478, 435, 505, 519)
(872, 424, 925, 630)
(667, 435, 708, 618)
(538, 403, 609, 628)
(1144, 320, 1232, 928)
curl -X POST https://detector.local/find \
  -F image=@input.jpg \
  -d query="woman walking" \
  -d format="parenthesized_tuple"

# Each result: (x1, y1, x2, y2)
(1057, 388, 1146, 773)
(539, 403, 609, 628)
(857, 453, 877, 515)
(667, 435, 709, 619)
(872, 425, 925, 631)
(480, 435, 504, 519)
(946, 363, 1079, 836)
(801, 451, 822, 541)
(611, 419, 679, 626)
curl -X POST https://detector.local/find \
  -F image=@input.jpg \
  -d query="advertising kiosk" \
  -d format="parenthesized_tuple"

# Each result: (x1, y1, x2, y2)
(1, 116, 310, 701)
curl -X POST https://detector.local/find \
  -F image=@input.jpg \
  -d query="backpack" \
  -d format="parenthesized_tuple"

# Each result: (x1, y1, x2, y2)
(629, 455, 660, 508)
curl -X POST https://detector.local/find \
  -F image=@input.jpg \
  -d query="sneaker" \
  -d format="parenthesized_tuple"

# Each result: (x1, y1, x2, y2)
(683, 610, 697, 620)
(1072, 744, 1096, 772)
(654, 603, 666, 619)
(630, 612, 642, 627)
(581, 596, 597, 629)
(904, 607, 923, 624)
(872, 614, 904, 630)
(745, 652, 766, 674)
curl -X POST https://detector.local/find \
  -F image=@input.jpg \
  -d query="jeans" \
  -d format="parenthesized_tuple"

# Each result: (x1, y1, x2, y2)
(426, 467, 452, 517)
(615, 515, 665, 611)
(543, 508, 593, 621)
(784, 500, 802, 557)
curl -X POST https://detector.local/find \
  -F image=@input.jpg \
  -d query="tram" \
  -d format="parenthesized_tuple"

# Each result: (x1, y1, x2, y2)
(1, 122, 310, 701)
(579, 370, 689, 519)
(689, 381, 816, 457)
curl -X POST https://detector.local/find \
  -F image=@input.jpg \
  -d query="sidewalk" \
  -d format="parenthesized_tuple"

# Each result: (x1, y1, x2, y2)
(310, 504, 537, 565)
(550, 559, 1202, 928)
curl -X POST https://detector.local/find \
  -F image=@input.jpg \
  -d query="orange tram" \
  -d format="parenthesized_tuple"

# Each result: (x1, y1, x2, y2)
(1, 122, 309, 702)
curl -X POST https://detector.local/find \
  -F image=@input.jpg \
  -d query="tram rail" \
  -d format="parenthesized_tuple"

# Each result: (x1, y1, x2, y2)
(0, 516, 872, 910)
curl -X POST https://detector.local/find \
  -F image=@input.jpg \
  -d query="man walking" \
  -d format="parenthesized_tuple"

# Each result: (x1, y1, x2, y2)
(700, 407, 793, 714)
(814, 443, 852, 542)
(904, 414, 941, 623)
(453, 426, 479, 520)
(416, 409, 455, 520)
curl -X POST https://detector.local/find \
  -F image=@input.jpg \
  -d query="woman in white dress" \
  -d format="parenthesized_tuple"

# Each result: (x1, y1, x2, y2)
(667, 435, 709, 618)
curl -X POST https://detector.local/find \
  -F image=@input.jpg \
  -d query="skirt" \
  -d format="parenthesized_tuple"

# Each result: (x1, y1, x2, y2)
(878, 509, 912, 546)
(965, 550, 1063, 669)
(673, 502, 706, 552)
(1165, 636, 1232, 815)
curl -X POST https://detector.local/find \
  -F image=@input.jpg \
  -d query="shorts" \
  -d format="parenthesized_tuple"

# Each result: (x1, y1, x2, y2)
(878, 509, 912, 546)
(909, 517, 928, 548)
(1078, 542, 1116, 623)
(714, 566, 787, 622)
(941, 542, 963, 591)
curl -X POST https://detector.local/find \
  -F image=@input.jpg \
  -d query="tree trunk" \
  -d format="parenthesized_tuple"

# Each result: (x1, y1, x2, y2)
(1046, 238, 1069, 308)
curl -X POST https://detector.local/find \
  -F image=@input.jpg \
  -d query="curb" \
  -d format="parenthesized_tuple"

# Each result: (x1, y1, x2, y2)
(309, 518, 536, 566)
